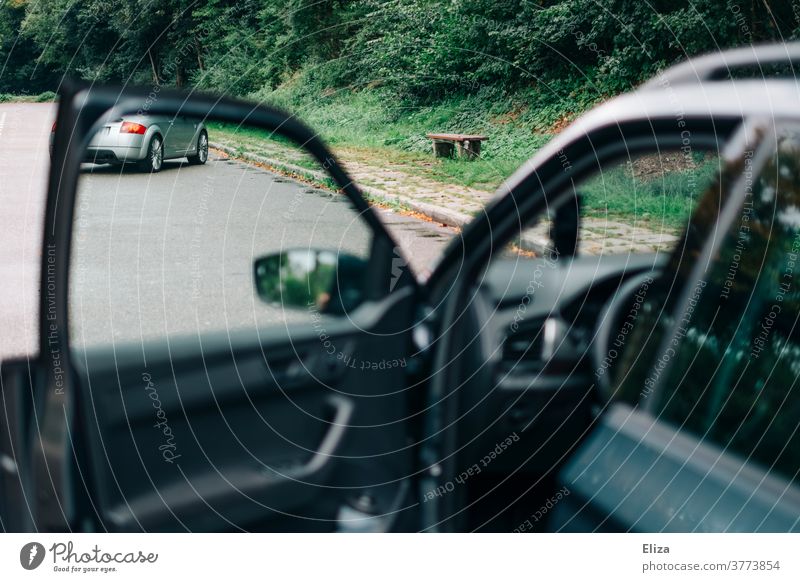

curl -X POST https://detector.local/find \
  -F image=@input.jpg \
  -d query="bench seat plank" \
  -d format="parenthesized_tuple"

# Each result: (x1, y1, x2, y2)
(426, 133, 488, 141)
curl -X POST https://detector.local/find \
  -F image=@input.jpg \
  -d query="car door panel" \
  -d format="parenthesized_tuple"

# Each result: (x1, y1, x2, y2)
(554, 403, 800, 532)
(0, 359, 36, 532)
(168, 116, 197, 156)
(73, 287, 416, 532)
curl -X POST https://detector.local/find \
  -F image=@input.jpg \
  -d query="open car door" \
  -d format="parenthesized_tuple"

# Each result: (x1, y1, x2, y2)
(12, 83, 428, 532)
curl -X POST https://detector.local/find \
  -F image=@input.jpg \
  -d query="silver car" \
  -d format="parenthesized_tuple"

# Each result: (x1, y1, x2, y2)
(53, 114, 208, 172)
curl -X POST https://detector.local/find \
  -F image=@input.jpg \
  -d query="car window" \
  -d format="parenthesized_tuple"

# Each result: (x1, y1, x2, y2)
(614, 125, 800, 481)
(68, 117, 375, 347)
(506, 148, 722, 257)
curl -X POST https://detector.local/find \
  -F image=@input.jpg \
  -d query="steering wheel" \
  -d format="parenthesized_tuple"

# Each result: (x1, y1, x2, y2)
(591, 270, 662, 399)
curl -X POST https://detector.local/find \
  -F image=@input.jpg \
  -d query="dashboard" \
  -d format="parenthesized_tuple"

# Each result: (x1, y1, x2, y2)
(450, 252, 669, 478)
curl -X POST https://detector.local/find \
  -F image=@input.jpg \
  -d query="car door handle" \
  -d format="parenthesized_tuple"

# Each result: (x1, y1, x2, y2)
(284, 395, 354, 481)
(269, 351, 344, 386)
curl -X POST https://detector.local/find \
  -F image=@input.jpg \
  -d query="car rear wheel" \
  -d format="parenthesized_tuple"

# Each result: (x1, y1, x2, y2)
(139, 135, 163, 173)
(187, 130, 208, 165)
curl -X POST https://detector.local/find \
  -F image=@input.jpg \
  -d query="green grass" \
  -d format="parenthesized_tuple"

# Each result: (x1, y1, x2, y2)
(0, 91, 57, 103)
(206, 121, 321, 171)
(250, 84, 553, 191)
(580, 158, 719, 229)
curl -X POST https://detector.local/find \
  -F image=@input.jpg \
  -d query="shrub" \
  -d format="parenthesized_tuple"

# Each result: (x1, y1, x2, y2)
(36, 91, 57, 102)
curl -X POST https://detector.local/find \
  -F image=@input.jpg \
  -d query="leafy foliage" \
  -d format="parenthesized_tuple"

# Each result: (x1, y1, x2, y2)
(1, 1, 798, 114)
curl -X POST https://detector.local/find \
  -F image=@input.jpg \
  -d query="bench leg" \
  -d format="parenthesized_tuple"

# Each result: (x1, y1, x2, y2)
(459, 139, 481, 160)
(433, 140, 455, 158)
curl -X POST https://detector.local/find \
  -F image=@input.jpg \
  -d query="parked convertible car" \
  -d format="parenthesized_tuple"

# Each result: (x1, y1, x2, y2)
(50, 113, 208, 171)
(3, 43, 800, 532)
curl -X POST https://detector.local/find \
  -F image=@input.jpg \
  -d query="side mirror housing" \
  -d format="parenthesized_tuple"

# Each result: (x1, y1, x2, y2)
(254, 249, 368, 314)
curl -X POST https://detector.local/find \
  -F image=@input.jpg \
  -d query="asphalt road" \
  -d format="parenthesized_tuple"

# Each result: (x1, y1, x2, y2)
(0, 103, 455, 356)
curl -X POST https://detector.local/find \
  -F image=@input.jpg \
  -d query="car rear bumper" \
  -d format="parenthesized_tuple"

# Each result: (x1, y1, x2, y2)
(84, 146, 144, 163)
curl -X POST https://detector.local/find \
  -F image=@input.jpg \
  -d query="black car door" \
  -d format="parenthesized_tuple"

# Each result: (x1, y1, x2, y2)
(12, 83, 426, 532)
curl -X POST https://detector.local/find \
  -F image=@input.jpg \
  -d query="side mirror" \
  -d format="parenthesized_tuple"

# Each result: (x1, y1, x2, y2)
(254, 249, 368, 314)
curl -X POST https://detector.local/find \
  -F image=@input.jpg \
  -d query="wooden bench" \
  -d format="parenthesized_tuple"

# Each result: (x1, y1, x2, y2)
(426, 133, 488, 160)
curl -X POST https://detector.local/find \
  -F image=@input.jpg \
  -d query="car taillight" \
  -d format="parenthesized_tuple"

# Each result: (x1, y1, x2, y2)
(51, 122, 56, 133)
(120, 121, 147, 134)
